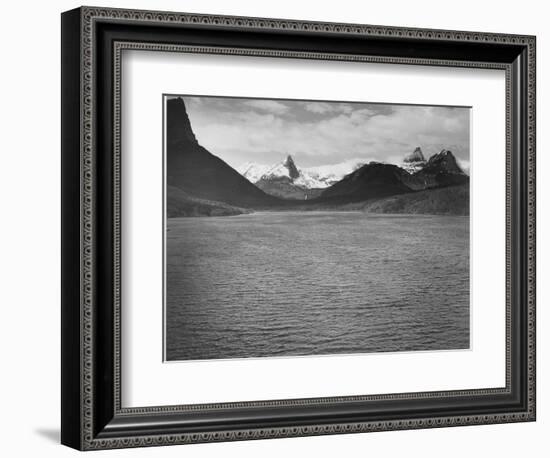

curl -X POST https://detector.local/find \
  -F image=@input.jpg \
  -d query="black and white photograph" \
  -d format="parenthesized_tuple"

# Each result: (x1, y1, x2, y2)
(164, 95, 471, 361)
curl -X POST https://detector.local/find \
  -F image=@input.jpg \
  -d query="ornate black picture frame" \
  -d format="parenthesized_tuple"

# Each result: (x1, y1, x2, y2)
(61, 6, 536, 450)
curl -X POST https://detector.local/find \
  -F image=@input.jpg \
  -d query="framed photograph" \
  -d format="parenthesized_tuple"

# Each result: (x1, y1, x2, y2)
(61, 6, 536, 450)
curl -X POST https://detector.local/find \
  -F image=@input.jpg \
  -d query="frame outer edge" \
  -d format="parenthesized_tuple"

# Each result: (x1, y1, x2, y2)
(526, 36, 536, 421)
(80, 6, 96, 451)
(71, 6, 537, 450)
(81, 5, 535, 43)
(61, 7, 84, 451)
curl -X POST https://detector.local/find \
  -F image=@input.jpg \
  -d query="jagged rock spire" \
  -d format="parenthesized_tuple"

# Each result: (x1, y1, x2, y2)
(402, 147, 427, 174)
(404, 147, 426, 163)
(426, 149, 464, 174)
(166, 97, 197, 145)
(283, 154, 300, 179)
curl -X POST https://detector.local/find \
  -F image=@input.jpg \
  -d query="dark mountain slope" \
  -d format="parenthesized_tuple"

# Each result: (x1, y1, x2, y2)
(354, 183, 469, 216)
(319, 150, 469, 202)
(318, 162, 413, 203)
(412, 149, 469, 189)
(167, 186, 248, 217)
(166, 97, 281, 208)
(265, 183, 469, 216)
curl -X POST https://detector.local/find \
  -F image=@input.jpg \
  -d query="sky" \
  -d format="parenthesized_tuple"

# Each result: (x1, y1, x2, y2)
(173, 95, 471, 171)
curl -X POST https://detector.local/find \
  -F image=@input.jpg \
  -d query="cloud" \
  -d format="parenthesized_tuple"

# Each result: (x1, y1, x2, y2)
(456, 158, 471, 174)
(303, 102, 355, 115)
(304, 102, 333, 114)
(242, 99, 289, 114)
(183, 97, 470, 169)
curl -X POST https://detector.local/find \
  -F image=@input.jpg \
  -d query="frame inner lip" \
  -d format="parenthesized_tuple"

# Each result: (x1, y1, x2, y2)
(111, 40, 513, 414)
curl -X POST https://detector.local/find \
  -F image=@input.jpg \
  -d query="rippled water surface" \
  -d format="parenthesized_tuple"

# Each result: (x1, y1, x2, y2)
(166, 212, 469, 361)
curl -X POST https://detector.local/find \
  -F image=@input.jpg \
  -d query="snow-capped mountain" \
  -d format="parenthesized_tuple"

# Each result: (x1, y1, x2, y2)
(237, 155, 362, 199)
(263, 155, 301, 180)
(237, 162, 272, 184)
(401, 147, 427, 174)
(302, 160, 367, 188)
(236, 149, 467, 200)
(259, 156, 325, 199)
(237, 156, 363, 190)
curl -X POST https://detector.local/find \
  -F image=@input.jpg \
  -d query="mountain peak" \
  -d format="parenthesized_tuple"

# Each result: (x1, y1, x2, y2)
(166, 97, 279, 208)
(320, 162, 412, 202)
(429, 149, 453, 160)
(166, 97, 197, 145)
(238, 157, 363, 191)
(402, 147, 427, 174)
(426, 149, 464, 174)
(404, 147, 426, 163)
(283, 154, 300, 179)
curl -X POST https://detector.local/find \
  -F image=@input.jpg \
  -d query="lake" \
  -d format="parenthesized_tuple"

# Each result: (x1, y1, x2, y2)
(165, 211, 469, 361)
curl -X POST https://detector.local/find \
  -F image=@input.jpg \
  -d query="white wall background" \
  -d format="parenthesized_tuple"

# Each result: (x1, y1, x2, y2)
(0, 0, 545, 456)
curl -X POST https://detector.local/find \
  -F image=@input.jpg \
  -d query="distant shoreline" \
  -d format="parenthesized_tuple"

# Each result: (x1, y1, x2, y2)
(167, 183, 469, 218)
(167, 210, 469, 219)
